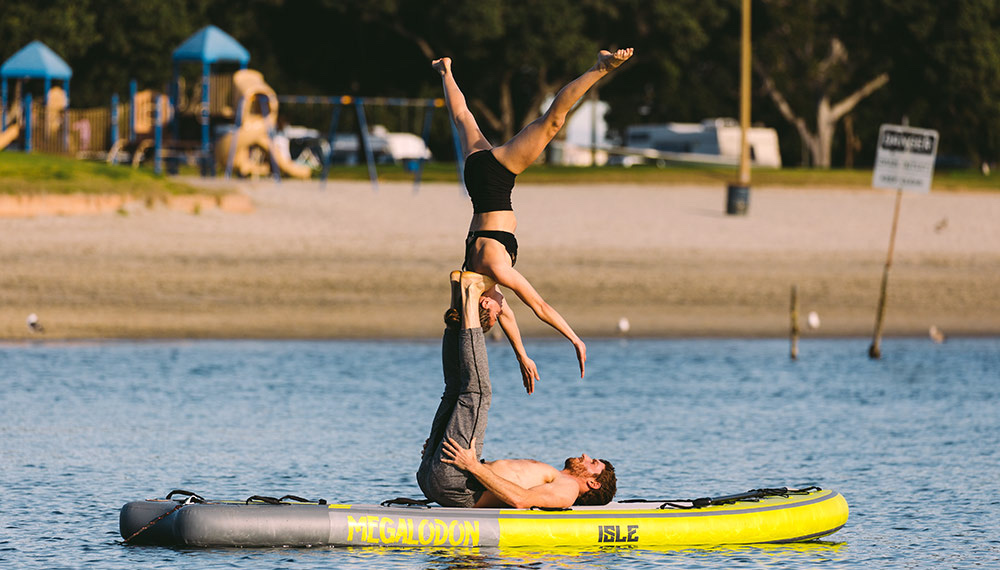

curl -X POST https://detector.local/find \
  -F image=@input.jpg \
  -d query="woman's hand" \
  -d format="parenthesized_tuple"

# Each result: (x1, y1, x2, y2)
(574, 340, 587, 378)
(518, 355, 540, 394)
(441, 437, 479, 472)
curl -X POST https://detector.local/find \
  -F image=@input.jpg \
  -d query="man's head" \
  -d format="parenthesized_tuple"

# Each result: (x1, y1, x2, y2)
(479, 294, 502, 329)
(444, 295, 502, 332)
(565, 454, 617, 506)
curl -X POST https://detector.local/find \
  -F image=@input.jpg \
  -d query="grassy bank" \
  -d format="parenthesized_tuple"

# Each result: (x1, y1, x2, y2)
(2, 151, 996, 192)
(0, 153, 215, 197)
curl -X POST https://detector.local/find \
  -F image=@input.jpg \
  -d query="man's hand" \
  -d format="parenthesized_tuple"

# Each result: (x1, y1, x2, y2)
(441, 437, 480, 472)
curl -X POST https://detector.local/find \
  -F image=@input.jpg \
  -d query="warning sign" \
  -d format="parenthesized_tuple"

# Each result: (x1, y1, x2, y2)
(872, 124, 939, 192)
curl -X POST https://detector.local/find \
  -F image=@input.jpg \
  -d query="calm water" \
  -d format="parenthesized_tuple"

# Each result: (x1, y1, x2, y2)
(1, 337, 998, 569)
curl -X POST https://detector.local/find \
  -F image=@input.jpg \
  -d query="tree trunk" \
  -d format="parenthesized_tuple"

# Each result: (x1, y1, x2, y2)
(757, 59, 889, 168)
(816, 96, 833, 168)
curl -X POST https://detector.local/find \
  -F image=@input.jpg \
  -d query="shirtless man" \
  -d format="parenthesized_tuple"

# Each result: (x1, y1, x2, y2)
(417, 271, 616, 508)
(442, 437, 616, 508)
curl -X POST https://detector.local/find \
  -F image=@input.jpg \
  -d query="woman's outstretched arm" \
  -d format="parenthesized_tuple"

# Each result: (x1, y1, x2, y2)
(491, 264, 586, 378)
(495, 297, 540, 394)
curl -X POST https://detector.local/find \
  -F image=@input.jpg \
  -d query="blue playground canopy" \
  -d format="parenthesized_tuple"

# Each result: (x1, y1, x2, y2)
(1, 40, 72, 81)
(171, 26, 249, 174)
(2, 41, 72, 135)
(172, 25, 250, 65)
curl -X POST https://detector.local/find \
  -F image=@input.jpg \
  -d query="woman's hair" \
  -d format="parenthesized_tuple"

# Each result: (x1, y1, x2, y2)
(443, 306, 493, 332)
(444, 308, 460, 329)
(574, 460, 617, 506)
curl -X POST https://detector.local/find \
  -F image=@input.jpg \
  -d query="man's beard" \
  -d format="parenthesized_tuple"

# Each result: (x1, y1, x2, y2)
(563, 457, 591, 478)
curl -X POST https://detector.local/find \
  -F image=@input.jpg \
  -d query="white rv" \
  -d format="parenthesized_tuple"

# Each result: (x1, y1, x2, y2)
(620, 118, 782, 167)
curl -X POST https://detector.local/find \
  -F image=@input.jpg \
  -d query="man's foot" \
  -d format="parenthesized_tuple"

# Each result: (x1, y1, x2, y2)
(432, 57, 452, 76)
(596, 48, 633, 72)
(460, 271, 496, 300)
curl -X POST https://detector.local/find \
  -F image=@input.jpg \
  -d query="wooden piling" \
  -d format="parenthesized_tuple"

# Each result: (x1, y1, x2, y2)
(790, 285, 800, 360)
(869, 189, 903, 359)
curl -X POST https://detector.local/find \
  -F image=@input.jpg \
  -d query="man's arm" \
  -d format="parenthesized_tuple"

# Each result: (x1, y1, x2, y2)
(441, 437, 578, 509)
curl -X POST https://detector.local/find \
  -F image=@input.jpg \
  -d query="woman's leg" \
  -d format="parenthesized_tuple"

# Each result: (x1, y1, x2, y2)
(492, 48, 633, 174)
(433, 57, 493, 160)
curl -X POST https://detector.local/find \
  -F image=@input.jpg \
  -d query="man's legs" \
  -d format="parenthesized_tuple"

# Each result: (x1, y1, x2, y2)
(417, 272, 496, 507)
(492, 48, 633, 174)
(419, 273, 463, 470)
(433, 58, 493, 160)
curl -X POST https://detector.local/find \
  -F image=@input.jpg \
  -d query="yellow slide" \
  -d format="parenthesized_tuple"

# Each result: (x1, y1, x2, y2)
(214, 69, 312, 179)
(0, 123, 19, 150)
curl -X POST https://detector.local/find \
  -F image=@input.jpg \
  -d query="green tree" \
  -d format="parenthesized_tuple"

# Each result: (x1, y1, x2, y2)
(752, 0, 890, 168)
(866, 0, 1000, 165)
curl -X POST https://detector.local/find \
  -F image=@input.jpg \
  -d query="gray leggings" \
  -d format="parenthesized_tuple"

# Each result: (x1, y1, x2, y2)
(416, 327, 491, 507)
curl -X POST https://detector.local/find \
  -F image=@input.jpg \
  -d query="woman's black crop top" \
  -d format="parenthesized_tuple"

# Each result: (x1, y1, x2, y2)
(464, 150, 516, 213)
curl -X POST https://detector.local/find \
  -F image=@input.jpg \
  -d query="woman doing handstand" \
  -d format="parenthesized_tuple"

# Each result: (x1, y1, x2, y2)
(433, 48, 633, 391)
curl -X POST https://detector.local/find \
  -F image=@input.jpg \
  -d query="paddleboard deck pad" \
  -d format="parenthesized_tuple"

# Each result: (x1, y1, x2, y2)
(120, 487, 848, 548)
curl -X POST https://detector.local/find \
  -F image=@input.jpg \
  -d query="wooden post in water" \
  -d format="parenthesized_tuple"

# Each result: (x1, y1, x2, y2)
(869, 189, 903, 359)
(790, 285, 800, 360)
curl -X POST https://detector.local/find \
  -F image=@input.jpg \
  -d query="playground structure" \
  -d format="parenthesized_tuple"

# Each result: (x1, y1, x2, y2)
(215, 69, 311, 179)
(1, 41, 72, 154)
(106, 86, 172, 167)
(1, 29, 462, 192)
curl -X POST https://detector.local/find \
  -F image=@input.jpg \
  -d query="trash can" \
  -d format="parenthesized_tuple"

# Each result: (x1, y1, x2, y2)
(726, 184, 750, 215)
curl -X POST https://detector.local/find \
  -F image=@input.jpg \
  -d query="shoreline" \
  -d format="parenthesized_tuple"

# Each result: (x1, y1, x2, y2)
(2, 179, 998, 341)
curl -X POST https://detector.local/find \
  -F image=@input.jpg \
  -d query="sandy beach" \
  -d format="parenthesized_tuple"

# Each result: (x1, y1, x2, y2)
(2, 178, 998, 340)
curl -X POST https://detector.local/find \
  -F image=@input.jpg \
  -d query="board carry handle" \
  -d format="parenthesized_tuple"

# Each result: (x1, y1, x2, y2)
(165, 489, 206, 503)
(246, 495, 328, 505)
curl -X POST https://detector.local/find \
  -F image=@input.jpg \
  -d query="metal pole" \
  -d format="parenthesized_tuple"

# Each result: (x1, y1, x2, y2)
(413, 103, 435, 193)
(726, 0, 752, 215)
(171, 63, 179, 142)
(320, 101, 343, 186)
(153, 95, 162, 175)
(24, 93, 32, 153)
(739, 0, 751, 183)
(110, 93, 119, 164)
(129, 80, 137, 143)
(355, 99, 379, 191)
(869, 189, 903, 359)
(201, 62, 210, 176)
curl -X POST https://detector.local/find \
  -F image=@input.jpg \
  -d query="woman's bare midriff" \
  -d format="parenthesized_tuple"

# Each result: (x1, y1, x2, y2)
(469, 211, 517, 234)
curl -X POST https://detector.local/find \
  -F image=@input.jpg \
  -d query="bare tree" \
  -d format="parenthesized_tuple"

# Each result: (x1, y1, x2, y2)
(755, 38, 889, 168)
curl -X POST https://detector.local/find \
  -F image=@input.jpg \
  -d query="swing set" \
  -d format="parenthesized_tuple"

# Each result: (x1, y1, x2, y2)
(276, 94, 464, 192)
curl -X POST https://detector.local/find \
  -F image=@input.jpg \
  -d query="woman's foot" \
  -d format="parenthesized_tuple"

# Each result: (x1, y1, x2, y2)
(596, 48, 633, 72)
(432, 57, 452, 76)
